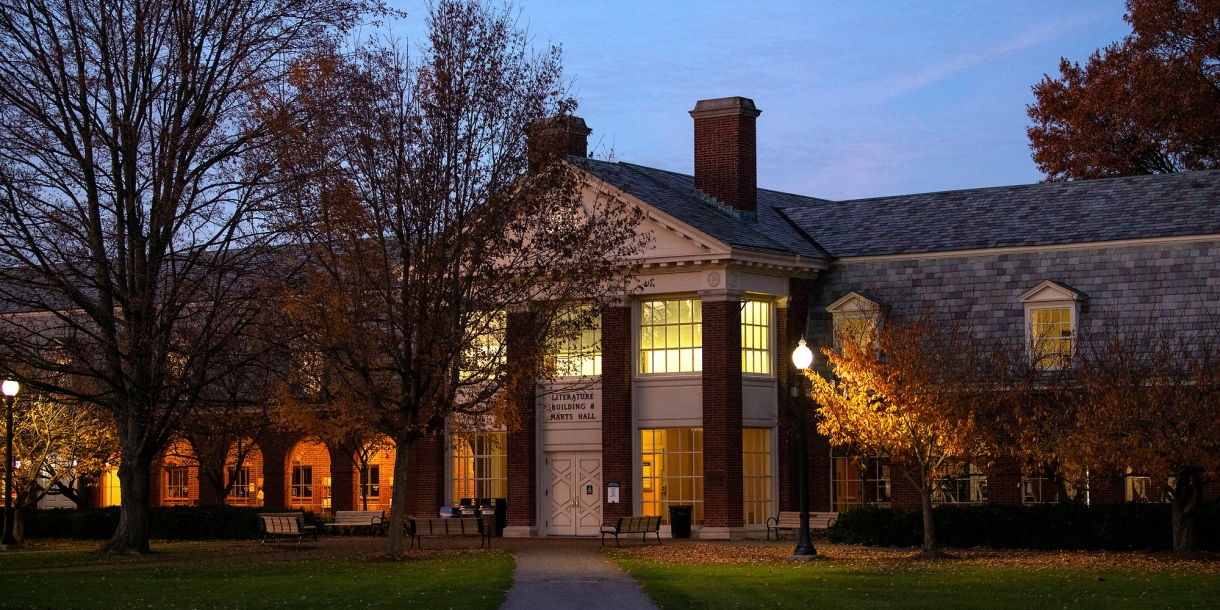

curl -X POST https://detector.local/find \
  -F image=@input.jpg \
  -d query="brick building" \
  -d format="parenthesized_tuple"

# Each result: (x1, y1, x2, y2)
(99, 95, 1220, 539)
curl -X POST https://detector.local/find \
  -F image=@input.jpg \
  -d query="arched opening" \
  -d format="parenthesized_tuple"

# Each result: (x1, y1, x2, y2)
(225, 439, 264, 507)
(286, 439, 331, 513)
(349, 436, 396, 512)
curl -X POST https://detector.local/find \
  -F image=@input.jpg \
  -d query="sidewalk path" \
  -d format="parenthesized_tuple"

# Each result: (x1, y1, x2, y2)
(501, 545, 660, 610)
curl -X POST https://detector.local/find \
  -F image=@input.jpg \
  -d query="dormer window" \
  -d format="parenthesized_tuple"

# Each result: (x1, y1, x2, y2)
(1019, 281, 1083, 370)
(825, 292, 881, 352)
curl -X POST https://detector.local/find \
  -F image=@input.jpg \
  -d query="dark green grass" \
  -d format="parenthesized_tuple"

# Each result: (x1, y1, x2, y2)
(0, 543, 513, 610)
(616, 557, 1220, 609)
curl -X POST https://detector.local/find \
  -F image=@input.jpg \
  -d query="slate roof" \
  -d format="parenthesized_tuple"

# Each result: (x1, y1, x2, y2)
(574, 158, 829, 260)
(576, 157, 1220, 260)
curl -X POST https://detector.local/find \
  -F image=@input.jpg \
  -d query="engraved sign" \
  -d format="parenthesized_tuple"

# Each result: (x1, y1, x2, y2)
(538, 388, 601, 425)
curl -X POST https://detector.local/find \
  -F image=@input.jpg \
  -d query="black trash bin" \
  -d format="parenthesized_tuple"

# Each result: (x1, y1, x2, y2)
(668, 505, 693, 539)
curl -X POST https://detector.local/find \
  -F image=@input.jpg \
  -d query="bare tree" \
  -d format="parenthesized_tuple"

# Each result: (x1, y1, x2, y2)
(272, 0, 648, 558)
(0, 0, 376, 553)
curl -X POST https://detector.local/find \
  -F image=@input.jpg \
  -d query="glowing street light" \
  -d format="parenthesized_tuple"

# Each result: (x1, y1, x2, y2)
(2, 379, 19, 547)
(789, 340, 816, 558)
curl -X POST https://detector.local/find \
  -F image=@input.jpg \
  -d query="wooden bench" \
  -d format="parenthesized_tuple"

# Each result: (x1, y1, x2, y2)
(600, 515, 662, 547)
(324, 510, 385, 535)
(258, 512, 318, 546)
(408, 516, 493, 550)
(766, 511, 838, 540)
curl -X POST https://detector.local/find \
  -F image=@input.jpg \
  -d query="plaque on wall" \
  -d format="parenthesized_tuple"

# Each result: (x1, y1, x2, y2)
(705, 469, 725, 489)
(538, 388, 601, 425)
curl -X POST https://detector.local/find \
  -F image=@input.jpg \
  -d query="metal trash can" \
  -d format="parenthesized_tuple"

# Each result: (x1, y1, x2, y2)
(668, 505, 694, 539)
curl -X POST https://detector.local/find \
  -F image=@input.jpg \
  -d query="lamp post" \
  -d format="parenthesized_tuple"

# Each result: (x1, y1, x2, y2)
(2, 379, 18, 547)
(790, 339, 816, 557)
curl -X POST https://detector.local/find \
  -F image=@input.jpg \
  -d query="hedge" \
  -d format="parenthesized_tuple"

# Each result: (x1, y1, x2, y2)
(23, 506, 327, 541)
(827, 502, 1220, 551)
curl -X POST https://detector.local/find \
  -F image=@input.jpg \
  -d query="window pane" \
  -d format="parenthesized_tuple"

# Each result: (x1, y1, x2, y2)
(640, 428, 704, 524)
(639, 300, 703, 374)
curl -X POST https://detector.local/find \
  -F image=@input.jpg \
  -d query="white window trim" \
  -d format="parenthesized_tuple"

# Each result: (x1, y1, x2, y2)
(825, 292, 882, 350)
(1018, 280, 1083, 370)
(741, 297, 776, 379)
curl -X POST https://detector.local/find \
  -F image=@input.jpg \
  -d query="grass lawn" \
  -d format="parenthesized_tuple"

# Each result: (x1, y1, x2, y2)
(611, 543, 1220, 609)
(0, 541, 513, 610)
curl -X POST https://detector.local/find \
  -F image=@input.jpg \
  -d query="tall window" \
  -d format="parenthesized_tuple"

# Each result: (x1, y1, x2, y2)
(230, 467, 251, 499)
(639, 299, 702, 374)
(291, 465, 313, 499)
(640, 428, 703, 524)
(1030, 307, 1073, 370)
(462, 311, 507, 380)
(165, 468, 190, 500)
(361, 466, 381, 498)
(548, 307, 602, 376)
(742, 428, 772, 525)
(452, 431, 507, 503)
(102, 466, 121, 507)
(740, 300, 771, 374)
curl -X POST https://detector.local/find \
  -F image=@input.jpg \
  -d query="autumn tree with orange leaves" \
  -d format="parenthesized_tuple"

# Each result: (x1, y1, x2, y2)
(269, 1, 648, 558)
(1074, 331, 1220, 553)
(1028, 0, 1220, 180)
(807, 317, 985, 556)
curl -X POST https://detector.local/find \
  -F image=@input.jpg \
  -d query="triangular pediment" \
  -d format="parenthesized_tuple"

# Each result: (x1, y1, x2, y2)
(578, 176, 731, 262)
(826, 292, 880, 315)
(1018, 280, 1083, 303)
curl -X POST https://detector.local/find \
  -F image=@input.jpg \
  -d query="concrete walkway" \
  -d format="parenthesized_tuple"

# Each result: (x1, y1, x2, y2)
(500, 544, 659, 610)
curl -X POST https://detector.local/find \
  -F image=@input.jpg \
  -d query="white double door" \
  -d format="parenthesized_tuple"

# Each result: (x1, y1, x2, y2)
(545, 452, 602, 536)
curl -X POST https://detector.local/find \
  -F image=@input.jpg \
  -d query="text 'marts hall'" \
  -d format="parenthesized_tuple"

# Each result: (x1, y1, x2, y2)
(79, 96, 1220, 538)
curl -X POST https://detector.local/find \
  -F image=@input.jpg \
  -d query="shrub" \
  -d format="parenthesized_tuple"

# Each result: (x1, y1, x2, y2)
(23, 506, 328, 541)
(827, 501, 1220, 551)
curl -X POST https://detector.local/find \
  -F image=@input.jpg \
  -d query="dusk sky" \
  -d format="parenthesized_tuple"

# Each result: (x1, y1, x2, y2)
(385, 1, 1132, 200)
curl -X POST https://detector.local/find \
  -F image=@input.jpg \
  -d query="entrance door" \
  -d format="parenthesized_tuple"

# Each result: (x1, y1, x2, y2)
(545, 452, 602, 536)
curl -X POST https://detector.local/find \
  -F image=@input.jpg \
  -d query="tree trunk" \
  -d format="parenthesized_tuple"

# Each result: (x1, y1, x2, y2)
(1171, 468, 1203, 554)
(386, 437, 413, 559)
(12, 505, 24, 542)
(101, 454, 154, 554)
(920, 486, 937, 553)
(360, 464, 369, 511)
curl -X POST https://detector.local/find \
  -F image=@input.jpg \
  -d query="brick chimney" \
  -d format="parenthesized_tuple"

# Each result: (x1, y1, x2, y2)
(690, 96, 761, 217)
(528, 115, 592, 170)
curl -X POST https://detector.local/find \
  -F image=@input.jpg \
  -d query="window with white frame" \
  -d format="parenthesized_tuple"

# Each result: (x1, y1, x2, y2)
(291, 465, 313, 499)
(639, 299, 702, 374)
(640, 428, 703, 524)
(932, 461, 987, 504)
(825, 292, 881, 353)
(1019, 281, 1082, 371)
(230, 467, 251, 499)
(547, 306, 602, 376)
(740, 300, 772, 375)
(165, 467, 190, 500)
(361, 466, 381, 498)
(742, 428, 772, 525)
(831, 448, 891, 511)
(452, 431, 507, 503)
(462, 311, 507, 380)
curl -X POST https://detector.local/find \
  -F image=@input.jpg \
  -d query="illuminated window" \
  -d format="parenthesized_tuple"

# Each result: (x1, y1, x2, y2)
(932, 461, 987, 504)
(452, 431, 507, 503)
(1029, 307, 1073, 370)
(639, 300, 702, 374)
(291, 466, 313, 499)
(831, 448, 891, 512)
(102, 466, 121, 507)
(165, 468, 190, 500)
(361, 466, 381, 498)
(742, 428, 772, 525)
(740, 301, 772, 375)
(462, 311, 507, 380)
(230, 468, 251, 499)
(547, 307, 602, 376)
(1019, 281, 1081, 371)
(640, 428, 703, 524)
(825, 292, 881, 354)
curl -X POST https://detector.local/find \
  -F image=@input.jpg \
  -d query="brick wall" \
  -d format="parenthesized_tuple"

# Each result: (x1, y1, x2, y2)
(506, 310, 538, 528)
(406, 435, 445, 517)
(701, 294, 744, 528)
(257, 432, 294, 508)
(601, 305, 634, 524)
(693, 113, 757, 213)
(986, 458, 1024, 506)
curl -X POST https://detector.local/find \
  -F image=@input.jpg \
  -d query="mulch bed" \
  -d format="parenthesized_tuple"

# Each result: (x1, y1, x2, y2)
(607, 542, 1220, 573)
